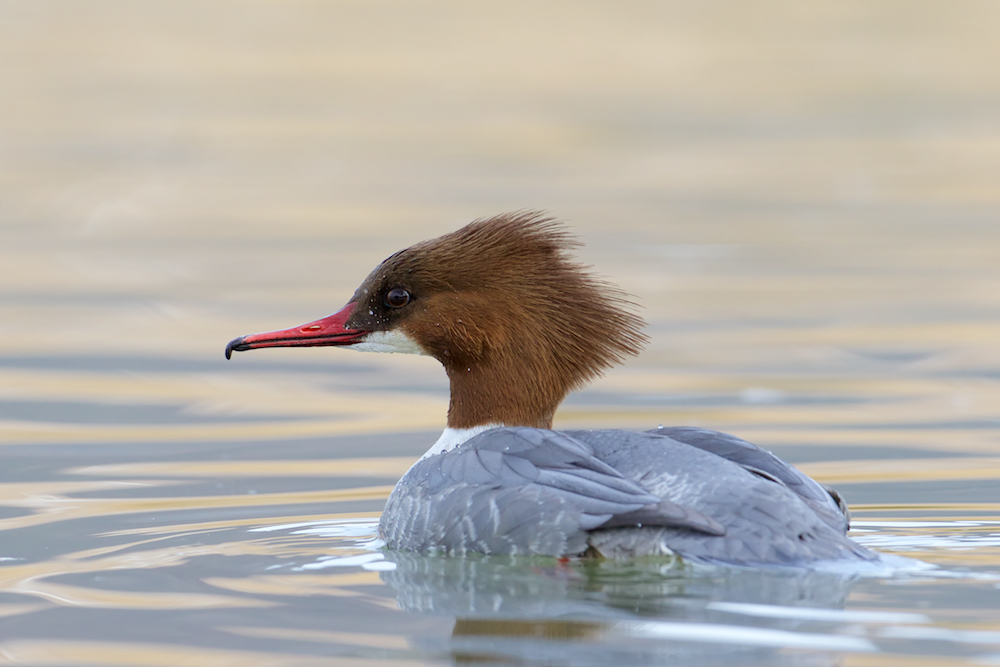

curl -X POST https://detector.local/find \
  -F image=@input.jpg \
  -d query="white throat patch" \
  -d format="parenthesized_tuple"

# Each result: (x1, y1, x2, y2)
(418, 424, 504, 461)
(349, 330, 427, 356)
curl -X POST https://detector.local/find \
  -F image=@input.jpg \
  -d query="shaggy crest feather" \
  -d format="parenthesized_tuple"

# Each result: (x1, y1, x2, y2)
(346, 211, 648, 428)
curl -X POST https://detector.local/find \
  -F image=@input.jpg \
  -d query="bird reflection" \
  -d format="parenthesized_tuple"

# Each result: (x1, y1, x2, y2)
(379, 551, 869, 666)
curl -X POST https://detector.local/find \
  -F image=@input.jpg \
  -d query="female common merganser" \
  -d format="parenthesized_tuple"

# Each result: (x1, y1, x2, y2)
(226, 212, 874, 565)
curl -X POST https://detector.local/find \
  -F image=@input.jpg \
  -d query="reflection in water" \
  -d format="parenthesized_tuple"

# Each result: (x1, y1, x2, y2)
(383, 551, 853, 616)
(279, 517, 990, 666)
(382, 551, 873, 665)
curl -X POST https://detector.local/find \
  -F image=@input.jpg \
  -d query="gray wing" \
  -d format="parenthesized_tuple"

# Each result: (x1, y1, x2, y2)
(379, 427, 724, 556)
(647, 426, 849, 532)
(568, 429, 873, 564)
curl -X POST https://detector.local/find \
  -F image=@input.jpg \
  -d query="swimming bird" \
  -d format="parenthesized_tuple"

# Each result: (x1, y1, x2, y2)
(226, 212, 873, 565)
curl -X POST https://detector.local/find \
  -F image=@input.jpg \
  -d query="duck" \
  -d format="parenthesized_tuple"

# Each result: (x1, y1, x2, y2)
(226, 211, 875, 565)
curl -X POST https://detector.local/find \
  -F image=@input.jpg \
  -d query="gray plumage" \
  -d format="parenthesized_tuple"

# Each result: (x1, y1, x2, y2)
(378, 427, 876, 565)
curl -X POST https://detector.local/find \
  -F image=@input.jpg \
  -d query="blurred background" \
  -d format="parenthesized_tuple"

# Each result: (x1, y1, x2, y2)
(3, 2, 1000, 664)
(4, 0, 1000, 446)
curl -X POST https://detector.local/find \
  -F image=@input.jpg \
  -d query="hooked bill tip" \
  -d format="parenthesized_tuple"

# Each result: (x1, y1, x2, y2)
(225, 336, 244, 360)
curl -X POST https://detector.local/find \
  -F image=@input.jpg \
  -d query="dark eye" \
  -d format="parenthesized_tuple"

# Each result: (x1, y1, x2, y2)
(384, 288, 410, 308)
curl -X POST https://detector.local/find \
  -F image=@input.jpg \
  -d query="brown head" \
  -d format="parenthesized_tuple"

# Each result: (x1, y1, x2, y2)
(226, 211, 648, 429)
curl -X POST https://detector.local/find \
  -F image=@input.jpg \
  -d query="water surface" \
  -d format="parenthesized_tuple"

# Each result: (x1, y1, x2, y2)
(3, 2, 1000, 665)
